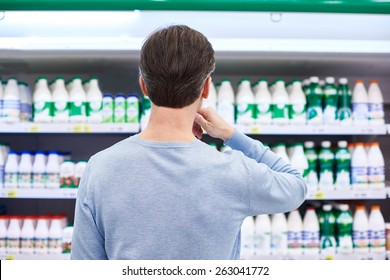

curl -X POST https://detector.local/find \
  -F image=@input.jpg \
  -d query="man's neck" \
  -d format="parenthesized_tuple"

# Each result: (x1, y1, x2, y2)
(139, 105, 198, 142)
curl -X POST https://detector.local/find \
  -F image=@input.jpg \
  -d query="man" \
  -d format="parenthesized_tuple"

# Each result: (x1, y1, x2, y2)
(71, 25, 307, 260)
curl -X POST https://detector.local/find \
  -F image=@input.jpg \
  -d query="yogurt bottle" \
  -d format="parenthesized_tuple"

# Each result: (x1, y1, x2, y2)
(32, 151, 47, 189)
(60, 160, 75, 188)
(62, 226, 74, 254)
(254, 214, 271, 255)
(353, 205, 369, 254)
(34, 216, 49, 255)
(337, 78, 353, 125)
(102, 94, 114, 123)
(302, 207, 320, 255)
(74, 160, 87, 188)
(323, 77, 338, 125)
(271, 213, 288, 255)
(334, 141, 351, 189)
(46, 151, 60, 189)
(368, 205, 386, 253)
(6, 216, 21, 255)
(0, 215, 8, 255)
(18, 82, 33, 122)
(304, 141, 318, 190)
(306, 77, 323, 125)
(271, 79, 289, 125)
(351, 143, 368, 191)
(287, 210, 303, 255)
(202, 81, 217, 111)
(33, 77, 52, 123)
(318, 141, 334, 190)
(48, 216, 63, 254)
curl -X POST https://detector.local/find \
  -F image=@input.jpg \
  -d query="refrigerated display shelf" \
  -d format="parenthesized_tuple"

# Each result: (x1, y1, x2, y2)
(306, 188, 388, 200)
(235, 124, 388, 135)
(0, 123, 140, 134)
(0, 188, 78, 199)
(246, 253, 387, 260)
(0, 253, 70, 260)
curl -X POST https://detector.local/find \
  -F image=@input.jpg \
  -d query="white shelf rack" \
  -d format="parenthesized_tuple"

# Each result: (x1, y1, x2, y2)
(0, 188, 78, 199)
(0, 253, 70, 260)
(306, 188, 388, 200)
(245, 253, 387, 260)
(0, 123, 140, 134)
(235, 124, 387, 135)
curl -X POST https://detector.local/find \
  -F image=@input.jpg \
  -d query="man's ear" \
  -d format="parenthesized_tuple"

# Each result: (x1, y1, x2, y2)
(201, 77, 211, 99)
(139, 76, 148, 97)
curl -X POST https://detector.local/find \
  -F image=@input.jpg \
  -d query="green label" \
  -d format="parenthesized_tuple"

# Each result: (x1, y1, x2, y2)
(338, 108, 352, 121)
(335, 150, 351, 172)
(53, 101, 69, 116)
(34, 101, 52, 118)
(256, 103, 271, 116)
(319, 150, 334, 171)
(69, 101, 86, 116)
(87, 101, 102, 116)
(102, 99, 114, 123)
(289, 103, 306, 119)
(271, 104, 288, 119)
(236, 103, 255, 123)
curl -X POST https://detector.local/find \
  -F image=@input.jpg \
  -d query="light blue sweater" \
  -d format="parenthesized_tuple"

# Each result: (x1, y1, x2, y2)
(71, 130, 307, 260)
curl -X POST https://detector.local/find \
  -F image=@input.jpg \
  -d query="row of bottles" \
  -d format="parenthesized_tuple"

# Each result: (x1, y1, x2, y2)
(0, 143, 86, 189)
(0, 214, 73, 256)
(241, 204, 388, 257)
(204, 78, 384, 126)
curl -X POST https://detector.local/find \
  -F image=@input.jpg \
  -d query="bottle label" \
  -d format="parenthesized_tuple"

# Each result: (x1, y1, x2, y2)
(323, 106, 337, 124)
(256, 103, 271, 115)
(302, 230, 319, 248)
(289, 103, 306, 120)
(352, 230, 369, 248)
(47, 173, 60, 188)
(34, 238, 48, 250)
(287, 231, 303, 248)
(3, 100, 21, 120)
(369, 230, 386, 248)
(0, 238, 6, 250)
(335, 171, 350, 187)
(69, 101, 86, 117)
(323, 85, 337, 124)
(33, 173, 47, 188)
(236, 103, 255, 125)
(21, 238, 35, 250)
(352, 103, 369, 122)
(6, 238, 20, 250)
(338, 108, 352, 123)
(4, 172, 18, 187)
(20, 102, 32, 121)
(217, 102, 235, 125)
(34, 101, 52, 118)
(102, 99, 114, 123)
(48, 238, 62, 250)
(351, 166, 368, 184)
(114, 100, 126, 123)
(254, 232, 271, 253)
(271, 104, 288, 120)
(53, 101, 68, 115)
(60, 175, 74, 188)
(319, 152, 334, 171)
(62, 241, 72, 253)
(126, 100, 139, 123)
(18, 173, 32, 187)
(306, 170, 318, 188)
(271, 232, 287, 250)
(368, 103, 384, 120)
(368, 166, 385, 184)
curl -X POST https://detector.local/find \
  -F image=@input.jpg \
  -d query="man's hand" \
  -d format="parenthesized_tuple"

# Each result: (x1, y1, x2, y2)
(194, 107, 234, 141)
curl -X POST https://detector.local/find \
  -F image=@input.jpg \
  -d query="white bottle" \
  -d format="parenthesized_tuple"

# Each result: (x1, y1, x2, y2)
(323, 77, 338, 125)
(351, 143, 368, 191)
(52, 78, 69, 123)
(318, 141, 335, 190)
(217, 79, 235, 126)
(352, 80, 369, 126)
(4, 151, 19, 189)
(353, 205, 369, 254)
(86, 78, 103, 123)
(334, 141, 351, 189)
(271, 213, 288, 255)
(46, 152, 60, 189)
(6, 216, 21, 255)
(240, 216, 255, 258)
(272, 143, 290, 164)
(254, 79, 272, 125)
(18, 82, 33, 122)
(336, 204, 353, 254)
(367, 142, 385, 190)
(114, 94, 126, 123)
(287, 210, 303, 255)
(74, 160, 87, 188)
(48, 216, 63, 254)
(271, 80, 290, 125)
(289, 143, 309, 178)
(34, 216, 49, 255)
(62, 226, 74, 254)
(3, 78, 21, 123)
(302, 207, 320, 255)
(236, 78, 255, 126)
(254, 214, 271, 255)
(18, 151, 32, 189)
(32, 151, 47, 189)
(304, 141, 318, 190)
(368, 205, 386, 253)
(0, 216, 7, 255)
(202, 81, 217, 111)
(20, 216, 35, 254)
(60, 160, 75, 188)
(367, 80, 385, 125)
(69, 77, 87, 123)
(33, 77, 52, 123)
(289, 80, 307, 125)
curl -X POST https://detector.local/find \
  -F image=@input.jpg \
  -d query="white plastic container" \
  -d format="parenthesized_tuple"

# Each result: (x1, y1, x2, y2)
(271, 213, 288, 255)
(271, 80, 289, 125)
(287, 210, 303, 255)
(74, 160, 87, 188)
(217, 79, 235, 125)
(60, 160, 75, 188)
(0, 215, 8, 255)
(353, 205, 369, 254)
(271, 143, 290, 164)
(202, 81, 217, 111)
(254, 214, 271, 256)
(33, 77, 52, 123)
(336, 204, 353, 254)
(254, 79, 272, 125)
(334, 141, 351, 189)
(289, 80, 306, 125)
(32, 151, 47, 189)
(126, 95, 140, 123)
(323, 77, 338, 125)
(20, 216, 35, 254)
(4, 151, 19, 189)
(318, 141, 334, 190)
(302, 207, 320, 255)
(352, 80, 369, 126)
(289, 143, 308, 178)
(18, 82, 33, 122)
(306, 76, 323, 125)
(367, 142, 385, 190)
(6, 216, 21, 255)
(86, 78, 103, 123)
(114, 94, 126, 123)
(368, 205, 386, 253)
(351, 142, 368, 191)
(0, 145, 7, 188)
(304, 141, 318, 190)
(367, 80, 384, 125)
(236, 78, 255, 125)
(3, 78, 21, 123)
(48, 216, 63, 254)
(52, 78, 69, 123)
(46, 151, 60, 189)
(69, 77, 87, 123)
(34, 216, 49, 254)
(241, 216, 255, 258)
(18, 151, 33, 189)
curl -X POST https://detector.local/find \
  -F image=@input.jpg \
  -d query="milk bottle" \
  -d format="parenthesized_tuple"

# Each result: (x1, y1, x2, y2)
(60, 160, 75, 188)
(302, 207, 320, 255)
(69, 77, 87, 123)
(140, 95, 151, 130)
(0, 216, 7, 255)
(334, 141, 351, 189)
(368, 205, 386, 253)
(32, 151, 47, 189)
(254, 79, 272, 125)
(367, 80, 384, 125)
(20, 216, 35, 254)
(306, 77, 323, 125)
(304, 141, 318, 190)
(52, 78, 69, 123)
(0, 143, 8, 188)
(290, 143, 309, 178)
(62, 226, 73, 254)
(236, 78, 255, 126)
(337, 78, 353, 125)
(318, 141, 334, 190)
(202, 81, 217, 111)
(3, 78, 21, 123)
(126, 95, 140, 123)
(254, 214, 271, 255)
(352, 80, 369, 126)
(336, 204, 353, 254)
(271, 213, 288, 255)
(319, 204, 336, 255)
(6, 216, 21, 255)
(74, 160, 87, 187)
(35, 216, 49, 254)
(217, 79, 235, 125)
(289, 80, 306, 125)
(102, 94, 114, 123)
(46, 151, 60, 189)
(351, 143, 368, 190)
(367, 142, 385, 190)
(241, 216, 255, 258)
(18, 82, 32, 122)
(323, 77, 338, 125)
(48, 216, 63, 254)
(272, 143, 290, 164)
(271, 80, 289, 125)
(86, 78, 103, 123)
(33, 77, 52, 123)
(353, 205, 369, 254)
(114, 94, 126, 123)
(83, 80, 90, 92)
(18, 151, 32, 189)
(4, 151, 19, 189)
(287, 210, 303, 255)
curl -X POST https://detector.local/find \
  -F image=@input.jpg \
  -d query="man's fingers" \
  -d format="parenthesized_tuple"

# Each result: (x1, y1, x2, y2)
(194, 112, 208, 128)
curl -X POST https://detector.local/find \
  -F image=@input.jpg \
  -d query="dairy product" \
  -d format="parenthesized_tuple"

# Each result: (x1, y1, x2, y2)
(289, 80, 306, 125)
(367, 142, 385, 189)
(6, 216, 21, 255)
(271, 80, 289, 125)
(367, 80, 384, 125)
(306, 77, 323, 125)
(52, 78, 69, 123)
(368, 205, 386, 253)
(140, 95, 151, 130)
(18, 151, 32, 188)
(351, 143, 368, 190)
(272, 143, 290, 164)
(241, 216, 255, 258)
(69, 77, 87, 123)
(35, 216, 49, 254)
(32, 151, 46, 189)
(86, 78, 103, 123)
(254, 214, 271, 255)
(254, 79, 272, 125)
(60, 160, 75, 188)
(3, 78, 21, 123)
(202, 81, 217, 111)
(323, 77, 338, 125)
(336, 204, 353, 254)
(352, 80, 369, 125)
(46, 151, 60, 189)
(319, 204, 336, 255)
(236, 78, 255, 125)
(318, 141, 334, 190)
(0, 80, 3, 121)
(337, 78, 352, 125)
(126, 95, 140, 123)
(287, 210, 303, 255)
(289, 143, 308, 178)
(102, 94, 114, 123)
(4, 151, 19, 189)
(33, 77, 52, 123)
(304, 141, 318, 190)
(114, 94, 126, 123)
(217, 79, 235, 125)
(0, 215, 7, 255)
(74, 160, 87, 187)
(334, 141, 351, 189)
(48, 216, 63, 254)
(353, 205, 369, 254)
(302, 207, 320, 255)
(20, 216, 35, 254)
(18, 82, 32, 122)
(271, 213, 288, 255)
(62, 226, 73, 254)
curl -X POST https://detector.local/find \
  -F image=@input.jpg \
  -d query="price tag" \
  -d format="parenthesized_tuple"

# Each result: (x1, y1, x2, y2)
(29, 124, 41, 133)
(250, 125, 261, 134)
(314, 191, 325, 200)
(5, 255, 16, 260)
(72, 124, 84, 133)
(84, 124, 92, 133)
(7, 190, 17, 198)
(323, 255, 334, 260)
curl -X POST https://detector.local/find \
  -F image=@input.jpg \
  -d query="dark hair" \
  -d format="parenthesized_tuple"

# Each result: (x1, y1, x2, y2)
(139, 25, 215, 108)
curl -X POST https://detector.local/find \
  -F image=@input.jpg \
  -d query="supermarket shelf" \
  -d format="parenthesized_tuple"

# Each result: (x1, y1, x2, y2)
(306, 189, 387, 200)
(246, 253, 387, 260)
(0, 253, 70, 260)
(235, 124, 387, 135)
(0, 188, 78, 199)
(0, 123, 140, 134)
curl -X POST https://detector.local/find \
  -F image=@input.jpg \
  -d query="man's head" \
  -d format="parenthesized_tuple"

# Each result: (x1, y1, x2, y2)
(139, 25, 215, 108)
